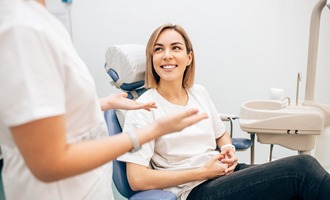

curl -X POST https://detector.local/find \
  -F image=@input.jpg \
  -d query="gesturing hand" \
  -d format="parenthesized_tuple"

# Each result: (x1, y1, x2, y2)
(100, 92, 157, 111)
(155, 108, 208, 137)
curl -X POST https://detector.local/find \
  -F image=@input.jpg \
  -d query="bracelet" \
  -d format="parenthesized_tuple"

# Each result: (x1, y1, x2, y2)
(127, 129, 141, 152)
(220, 144, 236, 152)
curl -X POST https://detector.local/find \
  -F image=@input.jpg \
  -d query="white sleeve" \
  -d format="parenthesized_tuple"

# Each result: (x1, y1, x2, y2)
(0, 25, 65, 126)
(201, 86, 226, 138)
(117, 109, 155, 167)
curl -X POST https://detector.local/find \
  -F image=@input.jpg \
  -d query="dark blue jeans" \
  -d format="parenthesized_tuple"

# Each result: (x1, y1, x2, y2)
(187, 155, 330, 200)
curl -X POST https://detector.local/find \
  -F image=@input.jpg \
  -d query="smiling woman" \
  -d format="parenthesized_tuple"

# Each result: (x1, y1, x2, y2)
(152, 29, 192, 105)
(145, 24, 195, 90)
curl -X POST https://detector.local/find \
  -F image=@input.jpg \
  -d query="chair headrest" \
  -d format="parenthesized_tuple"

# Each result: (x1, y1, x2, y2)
(105, 44, 147, 99)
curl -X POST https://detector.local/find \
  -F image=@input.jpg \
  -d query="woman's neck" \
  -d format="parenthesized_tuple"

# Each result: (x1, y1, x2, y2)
(156, 82, 188, 106)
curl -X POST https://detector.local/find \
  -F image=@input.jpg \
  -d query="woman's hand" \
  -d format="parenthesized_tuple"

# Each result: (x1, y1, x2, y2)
(100, 92, 157, 111)
(220, 148, 238, 175)
(201, 154, 228, 179)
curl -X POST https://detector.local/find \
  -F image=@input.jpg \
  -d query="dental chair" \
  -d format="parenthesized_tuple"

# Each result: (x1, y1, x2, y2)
(103, 44, 253, 199)
(104, 44, 177, 200)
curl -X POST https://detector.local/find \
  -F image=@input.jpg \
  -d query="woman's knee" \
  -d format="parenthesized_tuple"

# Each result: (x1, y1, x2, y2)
(278, 155, 317, 171)
(295, 154, 317, 163)
(286, 155, 322, 172)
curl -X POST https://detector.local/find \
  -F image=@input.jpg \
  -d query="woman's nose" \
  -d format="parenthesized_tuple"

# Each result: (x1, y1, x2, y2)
(162, 49, 173, 59)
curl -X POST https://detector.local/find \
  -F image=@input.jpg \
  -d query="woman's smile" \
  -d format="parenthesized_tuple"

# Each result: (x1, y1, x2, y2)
(161, 64, 178, 71)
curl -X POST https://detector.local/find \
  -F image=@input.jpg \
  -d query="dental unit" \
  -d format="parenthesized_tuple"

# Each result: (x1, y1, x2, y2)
(239, 0, 330, 167)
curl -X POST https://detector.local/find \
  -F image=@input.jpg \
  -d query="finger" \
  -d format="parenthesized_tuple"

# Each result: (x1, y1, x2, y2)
(225, 163, 237, 173)
(184, 113, 208, 126)
(121, 92, 128, 98)
(142, 102, 157, 111)
(215, 153, 225, 161)
(141, 102, 156, 107)
(178, 108, 199, 117)
(183, 108, 208, 120)
(147, 102, 157, 108)
(221, 156, 238, 163)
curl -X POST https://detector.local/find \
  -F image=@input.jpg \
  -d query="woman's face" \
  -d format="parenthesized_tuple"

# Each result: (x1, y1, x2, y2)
(152, 29, 192, 86)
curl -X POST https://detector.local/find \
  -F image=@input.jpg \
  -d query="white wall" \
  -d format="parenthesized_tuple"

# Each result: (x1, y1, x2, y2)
(50, 0, 330, 164)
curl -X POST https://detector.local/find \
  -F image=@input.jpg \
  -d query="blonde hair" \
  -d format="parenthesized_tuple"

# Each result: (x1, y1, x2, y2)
(145, 23, 195, 89)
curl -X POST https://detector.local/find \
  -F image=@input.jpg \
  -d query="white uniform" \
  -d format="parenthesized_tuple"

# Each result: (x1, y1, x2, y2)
(118, 85, 226, 200)
(0, 0, 113, 199)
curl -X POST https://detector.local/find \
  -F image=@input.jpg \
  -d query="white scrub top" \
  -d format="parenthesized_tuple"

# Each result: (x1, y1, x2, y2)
(0, 0, 113, 199)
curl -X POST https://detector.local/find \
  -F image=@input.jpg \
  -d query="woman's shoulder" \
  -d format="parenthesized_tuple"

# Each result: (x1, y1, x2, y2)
(136, 88, 158, 102)
(188, 84, 208, 94)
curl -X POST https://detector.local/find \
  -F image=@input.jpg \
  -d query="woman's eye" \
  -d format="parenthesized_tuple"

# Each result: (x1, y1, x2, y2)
(154, 47, 162, 52)
(173, 46, 181, 50)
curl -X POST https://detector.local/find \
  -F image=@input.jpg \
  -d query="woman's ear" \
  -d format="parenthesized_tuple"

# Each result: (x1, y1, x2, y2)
(187, 51, 193, 66)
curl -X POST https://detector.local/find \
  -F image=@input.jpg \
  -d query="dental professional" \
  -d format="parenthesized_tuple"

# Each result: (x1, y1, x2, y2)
(118, 23, 330, 200)
(0, 1, 208, 199)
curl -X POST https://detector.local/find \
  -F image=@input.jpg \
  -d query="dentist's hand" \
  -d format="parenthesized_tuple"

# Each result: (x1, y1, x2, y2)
(154, 108, 208, 137)
(100, 92, 157, 111)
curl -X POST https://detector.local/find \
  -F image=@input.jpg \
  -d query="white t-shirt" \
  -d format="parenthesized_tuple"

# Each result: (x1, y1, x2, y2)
(0, 0, 113, 199)
(118, 85, 226, 200)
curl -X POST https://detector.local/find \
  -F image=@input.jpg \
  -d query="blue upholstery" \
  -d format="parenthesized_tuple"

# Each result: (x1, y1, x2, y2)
(105, 67, 147, 100)
(106, 68, 145, 92)
(232, 138, 252, 151)
(104, 109, 177, 200)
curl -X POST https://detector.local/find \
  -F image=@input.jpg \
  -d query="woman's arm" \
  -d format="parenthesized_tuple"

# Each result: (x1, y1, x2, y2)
(127, 153, 228, 191)
(216, 131, 238, 174)
(216, 131, 233, 148)
(99, 92, 157, 111)
(11, 109, 207, 182)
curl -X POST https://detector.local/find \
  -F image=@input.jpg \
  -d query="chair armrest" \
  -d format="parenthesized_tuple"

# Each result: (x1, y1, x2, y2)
(219, 113, 239, 121)
(130, 189, 177, 200)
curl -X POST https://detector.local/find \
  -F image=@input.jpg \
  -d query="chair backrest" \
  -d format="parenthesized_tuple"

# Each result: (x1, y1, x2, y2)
(104, 109, 137, 198)
(104, 44, 152, 198)
(105, 44, 147, 100)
